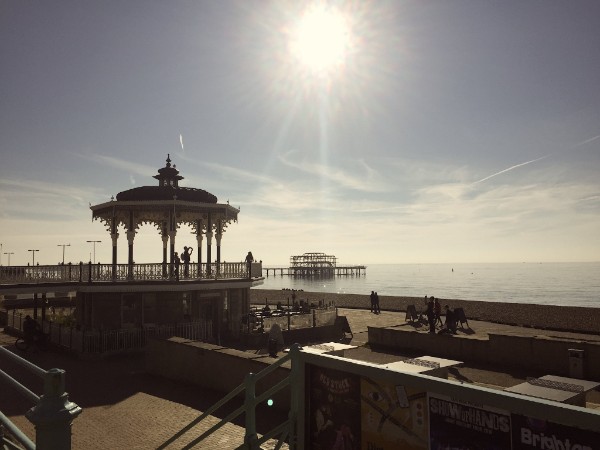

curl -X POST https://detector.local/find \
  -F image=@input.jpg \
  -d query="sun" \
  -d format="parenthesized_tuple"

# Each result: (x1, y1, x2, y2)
(289, 5, 352, 76)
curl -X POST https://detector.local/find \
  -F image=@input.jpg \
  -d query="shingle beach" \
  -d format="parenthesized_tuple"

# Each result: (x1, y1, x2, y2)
(251, 289, 600, 334)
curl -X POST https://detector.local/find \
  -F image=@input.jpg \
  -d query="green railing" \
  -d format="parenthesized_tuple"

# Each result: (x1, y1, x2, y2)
(0, 347, 82, 450)
(157, 344, 303, 450)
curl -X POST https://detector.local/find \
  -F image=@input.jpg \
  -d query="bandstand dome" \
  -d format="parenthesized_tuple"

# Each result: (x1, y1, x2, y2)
(116, 155, 218, 203)
(90, 154, 239, 268)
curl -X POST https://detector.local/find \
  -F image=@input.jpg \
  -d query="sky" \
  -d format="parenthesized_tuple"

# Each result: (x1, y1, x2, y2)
(1, 1, 599, 266)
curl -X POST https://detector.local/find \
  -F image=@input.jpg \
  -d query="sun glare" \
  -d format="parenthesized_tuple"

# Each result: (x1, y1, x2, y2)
(289, 6, 352, 77)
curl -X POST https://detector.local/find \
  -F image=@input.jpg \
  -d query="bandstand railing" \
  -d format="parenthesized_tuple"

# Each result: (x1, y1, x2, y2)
(0, 262, 259, 284)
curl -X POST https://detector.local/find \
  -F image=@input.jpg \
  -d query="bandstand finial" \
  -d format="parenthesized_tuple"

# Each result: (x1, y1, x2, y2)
(166, 154, 171, 167)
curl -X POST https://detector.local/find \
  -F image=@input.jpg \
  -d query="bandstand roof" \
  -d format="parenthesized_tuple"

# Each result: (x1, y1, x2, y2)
(90, 155, 239, 234)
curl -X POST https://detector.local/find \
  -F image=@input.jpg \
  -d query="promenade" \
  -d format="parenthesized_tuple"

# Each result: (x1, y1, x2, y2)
(1, 308, 599, 449)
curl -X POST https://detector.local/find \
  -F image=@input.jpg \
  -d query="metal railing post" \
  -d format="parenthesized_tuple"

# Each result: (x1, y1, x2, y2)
(25, 368, 82, 450)
(243, 372, 258, 449)
(288, 344, 302, 450)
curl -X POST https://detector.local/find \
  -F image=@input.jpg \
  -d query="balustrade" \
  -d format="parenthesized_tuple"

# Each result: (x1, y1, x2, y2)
(0, 262, 260, 284)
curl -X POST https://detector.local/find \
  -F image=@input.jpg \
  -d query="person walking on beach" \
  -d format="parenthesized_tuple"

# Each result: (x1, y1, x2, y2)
(374, 292, 380, 314)
(370, 291, 376, 313)
(181, 246, 193, 278)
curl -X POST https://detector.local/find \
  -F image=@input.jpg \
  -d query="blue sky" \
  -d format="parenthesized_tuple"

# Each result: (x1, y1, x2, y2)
(1, 1, 599, 266)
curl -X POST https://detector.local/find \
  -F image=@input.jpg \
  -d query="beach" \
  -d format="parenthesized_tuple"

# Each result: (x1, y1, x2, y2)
(250, 289, 600, 334)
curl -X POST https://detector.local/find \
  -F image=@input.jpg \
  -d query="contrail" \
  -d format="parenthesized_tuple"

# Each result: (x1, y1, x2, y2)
(180, 134, 185, 153)
(473, 155, 548, 185)
(472, 133, 599, 185)
(573, 134, 600, 148)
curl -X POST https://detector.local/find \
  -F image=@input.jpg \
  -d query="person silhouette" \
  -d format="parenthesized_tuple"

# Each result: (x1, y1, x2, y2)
(181, 246, 193, 277)
(173, 252, 181, 281)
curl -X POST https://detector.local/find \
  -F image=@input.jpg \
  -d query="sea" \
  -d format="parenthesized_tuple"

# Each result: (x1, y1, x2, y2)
(256, 262, 600, 308)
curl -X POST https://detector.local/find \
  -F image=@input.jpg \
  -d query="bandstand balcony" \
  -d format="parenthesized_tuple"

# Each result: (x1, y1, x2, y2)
(0, 262, 262, 285)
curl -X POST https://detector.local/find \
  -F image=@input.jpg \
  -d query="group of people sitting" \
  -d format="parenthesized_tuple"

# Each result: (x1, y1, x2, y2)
(424, 296, 458, 335)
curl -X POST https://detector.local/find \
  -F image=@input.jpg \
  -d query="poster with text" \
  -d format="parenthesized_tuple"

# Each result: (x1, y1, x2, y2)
(360, 377, 428, 450)
(511, 414, 599, 450)
(306, 364, 361, 450)
(429, 394, 511, 450)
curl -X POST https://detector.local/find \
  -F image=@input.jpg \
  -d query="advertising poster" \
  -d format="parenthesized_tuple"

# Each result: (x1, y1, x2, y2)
(360, 377, 428, 450)
(511, 414, 599, 450)
(306, 364, 361, 450)
(429, 394, 511, 450)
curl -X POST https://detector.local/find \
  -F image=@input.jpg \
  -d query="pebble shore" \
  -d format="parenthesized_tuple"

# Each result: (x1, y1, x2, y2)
(251, 289, 600, 335)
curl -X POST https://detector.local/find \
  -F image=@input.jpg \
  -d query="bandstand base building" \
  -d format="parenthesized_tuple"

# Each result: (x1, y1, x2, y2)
(1, 155, 263, 348)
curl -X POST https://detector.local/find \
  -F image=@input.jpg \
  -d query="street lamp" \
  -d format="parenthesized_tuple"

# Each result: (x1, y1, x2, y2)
(57, 243, 71, 264)
(86, 240, 102, 263)
(3, 252, 14, 266)
(0, 242, 3, 265)
(28, 249, 40, 265)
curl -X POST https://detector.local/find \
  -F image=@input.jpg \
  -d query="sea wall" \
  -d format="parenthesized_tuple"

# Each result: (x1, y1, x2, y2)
(251, 289, 600, 334)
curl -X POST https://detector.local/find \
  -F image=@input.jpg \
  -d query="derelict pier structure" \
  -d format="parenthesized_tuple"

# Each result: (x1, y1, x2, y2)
(264, 252, 366, 277)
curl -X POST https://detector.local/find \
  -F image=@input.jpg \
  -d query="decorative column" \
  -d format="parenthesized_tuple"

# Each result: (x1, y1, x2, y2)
(206, 231, 212, 276)
(126, 231, 135, 280)
(215, 231, 222, 276)
(196, 219, 203, 277)
(206, 214, 212, 276)
(162, 232, 169, 278)
(196, 232, 203, 277)
(169, 230, 177, 278)
(111, 232, 119, 280)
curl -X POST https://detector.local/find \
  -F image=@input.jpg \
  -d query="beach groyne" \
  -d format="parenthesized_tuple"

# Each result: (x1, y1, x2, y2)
(251, 289, 600, 335)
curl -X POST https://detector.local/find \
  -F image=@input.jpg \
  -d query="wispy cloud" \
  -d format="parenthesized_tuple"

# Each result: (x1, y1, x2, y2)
(79, 154, 156, 178)
(278, 151, 389, 192)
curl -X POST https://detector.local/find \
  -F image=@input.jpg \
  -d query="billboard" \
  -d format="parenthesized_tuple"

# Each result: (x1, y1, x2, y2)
(361, 377, 428, 450)
(511, 414, 599, 450)
(306, 364, 361, 450)
(428, 393, 511, 450)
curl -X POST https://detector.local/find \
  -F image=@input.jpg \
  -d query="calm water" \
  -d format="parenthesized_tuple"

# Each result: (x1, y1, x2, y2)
(257, 262, 600, 308)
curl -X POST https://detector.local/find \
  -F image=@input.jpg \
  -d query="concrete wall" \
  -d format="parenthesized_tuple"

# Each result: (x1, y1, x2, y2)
(368, 327, 600, 381)
(146, 337, 292, 411)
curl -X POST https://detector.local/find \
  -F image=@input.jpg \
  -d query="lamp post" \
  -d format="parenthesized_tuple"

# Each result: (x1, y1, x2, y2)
(0, 242, 3, 265)
(28, 249, 39, 266)
(3, 252, 14, 266)
(57, 243, 71, 264)
(86, 240, 101, 264)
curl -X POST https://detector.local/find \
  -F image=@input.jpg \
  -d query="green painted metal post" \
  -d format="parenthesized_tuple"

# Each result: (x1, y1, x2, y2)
(243, 372, 258, 449)
(26, 368, 82, 450)
(288, 344, 302, 450)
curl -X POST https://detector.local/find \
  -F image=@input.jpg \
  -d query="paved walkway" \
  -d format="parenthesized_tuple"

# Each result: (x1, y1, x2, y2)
(2, 308, 599, 448)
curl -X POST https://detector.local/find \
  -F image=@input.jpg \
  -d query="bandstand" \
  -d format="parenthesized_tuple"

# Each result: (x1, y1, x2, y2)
(90, 154, 239, 278)
(0, 155, 264, 350)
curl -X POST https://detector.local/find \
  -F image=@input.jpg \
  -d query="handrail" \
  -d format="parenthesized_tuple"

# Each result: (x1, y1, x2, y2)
(0, 410, 35, 450)
(0, 346, 82, 450)
(157, 345, 298, 449)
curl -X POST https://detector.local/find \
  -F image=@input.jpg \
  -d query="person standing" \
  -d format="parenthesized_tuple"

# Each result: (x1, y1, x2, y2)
(426, 298, 436, 334)
(434, 298, 442, 327)
(374, 292, 380, 314)
(173, 252, 181, 281)
(245, 251, 254, 277)
(370, 291, 376, 313)
(181, 246, 193, 278)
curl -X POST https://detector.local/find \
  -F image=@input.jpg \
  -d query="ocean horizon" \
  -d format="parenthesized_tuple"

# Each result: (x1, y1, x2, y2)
(256, 262, 599, 308)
